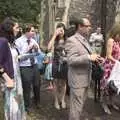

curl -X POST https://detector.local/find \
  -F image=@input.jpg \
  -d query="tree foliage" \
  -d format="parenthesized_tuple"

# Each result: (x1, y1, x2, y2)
(0, 0, 41, 23)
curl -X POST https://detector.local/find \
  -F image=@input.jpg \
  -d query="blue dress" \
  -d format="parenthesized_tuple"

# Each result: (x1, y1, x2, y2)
(36, 52, 46, 74)
(44, 52, 53, 80)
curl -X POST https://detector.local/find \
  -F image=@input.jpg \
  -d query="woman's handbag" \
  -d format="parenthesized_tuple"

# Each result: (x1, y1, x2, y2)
(92, 62, 104, 101)
(108, 81, 118, 93)
(92, 62, 104, 81)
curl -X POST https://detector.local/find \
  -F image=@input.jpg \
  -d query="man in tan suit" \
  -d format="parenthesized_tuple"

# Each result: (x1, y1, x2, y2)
(65, 18, 101, 120)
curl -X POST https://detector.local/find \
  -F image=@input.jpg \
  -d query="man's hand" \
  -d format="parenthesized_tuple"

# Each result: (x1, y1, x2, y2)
(89, 54, 100, 62)
(33, 44, 38, 51)
(28, 44, 34, 51)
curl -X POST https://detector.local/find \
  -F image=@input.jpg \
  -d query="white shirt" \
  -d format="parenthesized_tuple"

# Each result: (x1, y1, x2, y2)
(89, 33, 103, 47)
(15, 35, 40, 67)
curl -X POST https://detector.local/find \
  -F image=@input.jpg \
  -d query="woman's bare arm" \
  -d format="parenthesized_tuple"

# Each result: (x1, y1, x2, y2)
(106, 38, 116, 62)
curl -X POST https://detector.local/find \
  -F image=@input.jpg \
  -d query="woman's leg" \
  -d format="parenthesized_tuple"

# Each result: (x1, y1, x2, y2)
(60, 80, 67, 109)
(46, 81, 53, 89)
(54, 79, 60, 110)
(49, 81, 54, 89)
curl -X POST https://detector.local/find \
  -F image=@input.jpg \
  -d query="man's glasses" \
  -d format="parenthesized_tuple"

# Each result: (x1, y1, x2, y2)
(83, 24, 91, 27)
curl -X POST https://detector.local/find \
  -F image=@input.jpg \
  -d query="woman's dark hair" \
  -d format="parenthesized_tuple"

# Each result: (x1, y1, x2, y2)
(22, 23, 34, 33)
(55, 22, 66, 45)
(56, 22, 66, 30)
(15, 31, 22, 39)
(0, 17, 17, 44)
(66, 25, 76, 37)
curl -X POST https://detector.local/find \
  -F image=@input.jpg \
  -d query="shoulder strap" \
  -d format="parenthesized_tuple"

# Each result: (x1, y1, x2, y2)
(75, 36, 92, 54)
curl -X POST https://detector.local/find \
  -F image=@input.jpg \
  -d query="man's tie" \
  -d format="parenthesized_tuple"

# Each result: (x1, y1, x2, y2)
(27, 39, 35, 66)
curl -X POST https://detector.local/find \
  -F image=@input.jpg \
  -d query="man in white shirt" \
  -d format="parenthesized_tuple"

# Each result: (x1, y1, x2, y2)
(89, 27, 104, 54)
(15, 24, 41, 112)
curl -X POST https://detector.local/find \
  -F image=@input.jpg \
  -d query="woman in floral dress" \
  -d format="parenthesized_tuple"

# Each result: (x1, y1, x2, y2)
(101, 24, 120, 114)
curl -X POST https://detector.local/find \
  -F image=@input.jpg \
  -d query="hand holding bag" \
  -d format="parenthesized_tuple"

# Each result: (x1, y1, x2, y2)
(92, 62, 104, 81)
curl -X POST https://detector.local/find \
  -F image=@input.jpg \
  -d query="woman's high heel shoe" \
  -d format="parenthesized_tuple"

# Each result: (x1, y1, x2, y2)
(61, 101, 66, 109)
(54, 101, 60, 110)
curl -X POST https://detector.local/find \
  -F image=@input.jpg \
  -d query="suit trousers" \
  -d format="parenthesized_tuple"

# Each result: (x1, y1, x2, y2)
(69, 87, 88, 120)
(20, 64, 40, 111)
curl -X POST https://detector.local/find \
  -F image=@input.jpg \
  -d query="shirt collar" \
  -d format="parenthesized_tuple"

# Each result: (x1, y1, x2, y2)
(75, 32, 86, 41)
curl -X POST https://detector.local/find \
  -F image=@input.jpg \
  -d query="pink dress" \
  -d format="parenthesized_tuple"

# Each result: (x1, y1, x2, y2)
(101, 40, 120, 92)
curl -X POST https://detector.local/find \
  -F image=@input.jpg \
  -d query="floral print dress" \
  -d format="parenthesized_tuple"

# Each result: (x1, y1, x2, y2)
(101, 40, 120, 93)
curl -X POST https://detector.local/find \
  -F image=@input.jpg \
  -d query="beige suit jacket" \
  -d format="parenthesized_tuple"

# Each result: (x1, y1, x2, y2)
(65, 32, 92, 88)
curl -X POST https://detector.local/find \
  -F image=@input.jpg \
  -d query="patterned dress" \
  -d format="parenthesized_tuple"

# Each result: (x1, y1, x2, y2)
(101, 41, 120, 93)
(4, 45, 26, 120)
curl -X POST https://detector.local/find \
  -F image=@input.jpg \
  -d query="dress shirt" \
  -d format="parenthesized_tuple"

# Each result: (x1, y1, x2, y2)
(89, 33, 103, 47)
(15, 35, 40, 67)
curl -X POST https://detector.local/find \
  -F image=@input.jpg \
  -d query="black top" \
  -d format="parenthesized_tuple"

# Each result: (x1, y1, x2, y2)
(52, 39, 68, 79)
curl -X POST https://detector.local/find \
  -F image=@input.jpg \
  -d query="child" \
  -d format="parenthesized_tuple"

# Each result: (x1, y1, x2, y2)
(44, 50, 54, 89)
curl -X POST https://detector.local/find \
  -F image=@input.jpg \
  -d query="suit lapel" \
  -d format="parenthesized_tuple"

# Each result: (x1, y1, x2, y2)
(75, 33, 92, 54)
